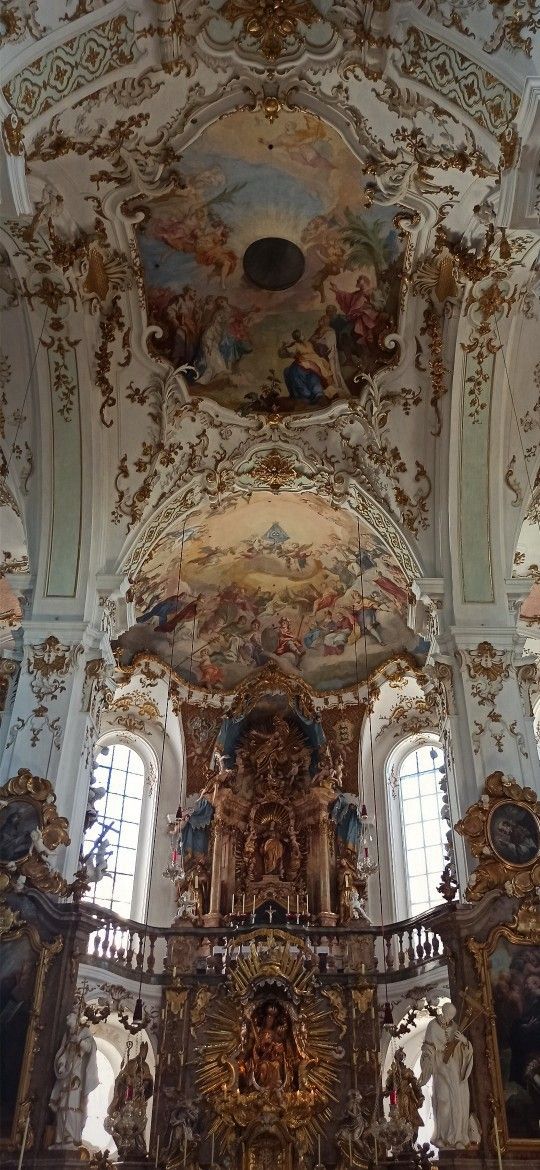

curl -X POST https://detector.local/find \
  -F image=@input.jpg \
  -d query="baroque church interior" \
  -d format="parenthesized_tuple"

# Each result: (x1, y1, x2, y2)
(1, 2, 540, 1168)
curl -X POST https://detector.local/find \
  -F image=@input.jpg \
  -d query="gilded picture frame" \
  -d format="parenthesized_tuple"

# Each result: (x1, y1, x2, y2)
(0, 770, 70, 897)
(487, 801, 540, 869)
(468, 919, 540, 1152)
(0, 921, 63, 1150)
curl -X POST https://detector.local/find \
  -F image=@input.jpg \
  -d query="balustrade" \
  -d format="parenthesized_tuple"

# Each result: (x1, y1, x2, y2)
(83, 903, 448, 984)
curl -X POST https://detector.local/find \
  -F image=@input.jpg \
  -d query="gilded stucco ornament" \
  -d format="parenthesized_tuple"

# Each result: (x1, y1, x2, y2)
(0, 770, 71, 897)
(456, 770, 540, 900)
(1, 111, 24, 157)
(193, 930, 345, 1161)
(219, 0, 323, 60)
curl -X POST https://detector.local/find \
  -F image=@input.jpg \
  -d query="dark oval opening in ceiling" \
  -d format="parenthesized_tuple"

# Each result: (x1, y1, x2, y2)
(243, 237, 305, 291)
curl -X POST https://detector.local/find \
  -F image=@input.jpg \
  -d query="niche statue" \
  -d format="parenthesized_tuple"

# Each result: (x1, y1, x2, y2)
(49, 1011, 99, 1148)
(105, 1040, 154, 1158)
(420, 1003, 480, 1148)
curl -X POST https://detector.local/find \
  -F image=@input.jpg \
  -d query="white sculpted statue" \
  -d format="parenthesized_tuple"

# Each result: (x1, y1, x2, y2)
(419, 1002, 480, 1148)
(50, 1011, 99, 1148)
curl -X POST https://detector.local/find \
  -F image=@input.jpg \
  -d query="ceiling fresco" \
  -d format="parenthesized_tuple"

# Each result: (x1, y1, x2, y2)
(135, 109, 406, 415)
(118, 492, 428, 693)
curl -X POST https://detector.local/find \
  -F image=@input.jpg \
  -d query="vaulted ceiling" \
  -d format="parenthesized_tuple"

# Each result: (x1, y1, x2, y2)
(0, 0, 539, 703)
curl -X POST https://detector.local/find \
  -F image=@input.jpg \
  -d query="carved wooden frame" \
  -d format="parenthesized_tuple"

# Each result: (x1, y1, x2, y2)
(468, 919, 540, 1154)
(0, 770, 70, 897)
(0, 920, 63, 1151)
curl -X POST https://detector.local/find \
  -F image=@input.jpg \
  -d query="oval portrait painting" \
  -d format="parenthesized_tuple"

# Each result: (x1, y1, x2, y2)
(488, 801, 540, 868)
(0, 800, 40, 864)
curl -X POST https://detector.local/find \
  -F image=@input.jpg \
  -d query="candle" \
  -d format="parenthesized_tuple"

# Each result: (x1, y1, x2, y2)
(17, 1114, 29, 1170)
(232, 893, 235, 913)
(252, 894, 256, 914)
(173, 965, 177, 978)
(296, 894, 299, 914)
(155, 1135, 160, 1168)
(194, 874, 198, 890)
(242, 893, 245, 913)
(305, 893, 309, 914)
(287, 895, 290, 914)
(361, 963, 365, 975)
(493, 1116, 503, 1170)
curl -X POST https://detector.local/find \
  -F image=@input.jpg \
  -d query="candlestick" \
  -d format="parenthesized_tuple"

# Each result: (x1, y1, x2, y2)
(493, 1116, 503, 1170)
(17, 1114, 30, 1170)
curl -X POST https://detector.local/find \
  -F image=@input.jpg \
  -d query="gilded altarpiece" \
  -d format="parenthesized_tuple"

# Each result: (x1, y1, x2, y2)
(156, 930, 378, 1170)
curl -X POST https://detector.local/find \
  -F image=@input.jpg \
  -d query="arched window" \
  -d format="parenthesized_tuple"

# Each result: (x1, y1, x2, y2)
(387, 738, 447, 918)
(82, 739, 157, 920)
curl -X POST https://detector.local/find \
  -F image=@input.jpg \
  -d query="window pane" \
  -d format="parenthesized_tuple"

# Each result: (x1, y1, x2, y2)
(103, 792, 124, 820)
(425, 844, 444, 872)
(402, 797, 422, 823)
(407, 848, 425, 876)
(118, 821, 139, 849)
(419, 795, 440, 821)
(408, 875, 429, 903)
(110, 743, 131, 770)
(397, 743, 447, 915)
(108, 768, 128, 794)
(405, 823, 424, 849)
(82, 745, 146, 918)
(400, 774, 419, 799)
(122, 797, 141, 823)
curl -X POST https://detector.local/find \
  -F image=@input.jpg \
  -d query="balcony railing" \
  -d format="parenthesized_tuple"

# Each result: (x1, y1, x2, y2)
(84, 903, 450, 983)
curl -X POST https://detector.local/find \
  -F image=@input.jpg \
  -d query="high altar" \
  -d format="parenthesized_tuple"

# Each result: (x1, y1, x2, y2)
(1, 670, 539, 1170)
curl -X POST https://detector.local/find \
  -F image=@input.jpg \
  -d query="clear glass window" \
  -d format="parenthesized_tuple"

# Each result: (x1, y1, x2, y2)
(82, 743, 146, 918)
(398, 744, 446, 915)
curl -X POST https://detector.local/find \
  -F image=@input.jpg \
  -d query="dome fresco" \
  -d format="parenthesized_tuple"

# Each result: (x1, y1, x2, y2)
(135, 109, 406, 414)
(118, 492, 428, 693)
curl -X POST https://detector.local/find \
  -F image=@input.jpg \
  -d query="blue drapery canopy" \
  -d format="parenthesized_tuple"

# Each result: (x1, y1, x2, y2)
(330, 793, 361, 852)
(181, 797, 214, 864)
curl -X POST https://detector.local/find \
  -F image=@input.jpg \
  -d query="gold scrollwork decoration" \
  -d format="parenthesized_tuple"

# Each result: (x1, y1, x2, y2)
(0, 770, 71, 897)
(456, 771, 540, 901)
(220, 0, 321, 60)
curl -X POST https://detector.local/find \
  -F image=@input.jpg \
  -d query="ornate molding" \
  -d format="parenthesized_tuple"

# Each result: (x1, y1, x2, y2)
(456, 770, 540, 900)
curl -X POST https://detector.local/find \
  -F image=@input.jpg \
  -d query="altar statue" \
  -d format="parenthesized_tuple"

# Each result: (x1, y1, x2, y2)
(420, 1002, 480, 1148)
(105, 1040, 154, 1157)
(385, 1047, 424, 1140)
(252, 1003, 287, 1089)
(50, 1011, 99, 1148)
(262, 825, 284, 876)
